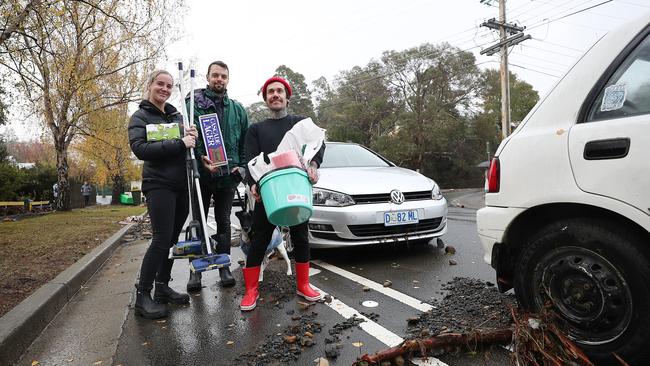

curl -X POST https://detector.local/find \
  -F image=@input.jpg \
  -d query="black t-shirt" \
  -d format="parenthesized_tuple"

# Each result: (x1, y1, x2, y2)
(244, 115, 324, 185)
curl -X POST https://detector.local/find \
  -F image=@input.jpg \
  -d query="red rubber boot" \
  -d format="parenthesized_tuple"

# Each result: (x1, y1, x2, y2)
(240, 266, 261, 311)
(295, 262, 323, 301)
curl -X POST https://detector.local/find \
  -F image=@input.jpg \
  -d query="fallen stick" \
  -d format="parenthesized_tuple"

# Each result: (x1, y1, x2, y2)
(355, 328, 513, 365)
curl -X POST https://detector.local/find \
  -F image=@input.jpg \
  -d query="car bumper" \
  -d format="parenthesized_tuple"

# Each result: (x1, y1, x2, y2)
(309, 198, 448, 248)
(476, 206, 525, 266)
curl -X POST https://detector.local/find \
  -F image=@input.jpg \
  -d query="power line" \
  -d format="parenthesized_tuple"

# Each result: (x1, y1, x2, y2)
(530, 38, 586, 53)
(509, 62, 562, 77)
(520, 0, 596, 26)
(521, 44, 581, 58)
(618, 0, 650, 8)
(527, 0, 615, 30)
(507, 58, 568, 74)
(238, 0, 616, 105)
(509, 50, 573, 68)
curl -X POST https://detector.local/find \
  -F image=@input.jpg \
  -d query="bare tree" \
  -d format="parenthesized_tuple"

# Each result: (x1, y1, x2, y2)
(0, 0, 183, 210)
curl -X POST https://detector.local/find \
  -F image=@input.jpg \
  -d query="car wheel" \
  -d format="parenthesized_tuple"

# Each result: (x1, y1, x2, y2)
(513, 218, 650, 364)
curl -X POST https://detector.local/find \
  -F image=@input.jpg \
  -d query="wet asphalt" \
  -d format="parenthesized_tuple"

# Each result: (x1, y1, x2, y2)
(20, 189, 510, 365)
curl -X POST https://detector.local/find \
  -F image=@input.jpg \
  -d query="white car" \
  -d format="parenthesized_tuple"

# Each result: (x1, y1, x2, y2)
(477, 13, 650, 364)
(309, 142, 447, 248)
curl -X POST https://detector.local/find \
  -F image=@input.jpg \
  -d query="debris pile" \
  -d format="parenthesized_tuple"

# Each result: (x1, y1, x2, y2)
(235, 311, 323, 365)
(414, 277, 515, 336)
(511, 307, 595, 366)
(121, 215, 153, 242)
(322, 314, 367, 359)
(356, 277, 598, 366)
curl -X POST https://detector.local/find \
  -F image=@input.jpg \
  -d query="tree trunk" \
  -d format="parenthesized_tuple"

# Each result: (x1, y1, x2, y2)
(111, 174, 124, 205)
(55, 143, 71, 211)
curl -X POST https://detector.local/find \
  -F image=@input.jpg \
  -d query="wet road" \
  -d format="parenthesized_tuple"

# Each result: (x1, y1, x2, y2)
(18, 189, 509, 365)
(112, 189, 509, 365)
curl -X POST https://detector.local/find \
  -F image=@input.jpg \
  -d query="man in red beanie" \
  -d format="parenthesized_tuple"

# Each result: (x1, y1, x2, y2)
(240, 76, 325, 311)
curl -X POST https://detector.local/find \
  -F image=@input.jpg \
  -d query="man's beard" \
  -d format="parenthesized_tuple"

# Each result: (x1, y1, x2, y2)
(209, 84, 226, 94)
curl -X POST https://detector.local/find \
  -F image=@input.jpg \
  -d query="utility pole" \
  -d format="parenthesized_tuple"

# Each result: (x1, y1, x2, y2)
(480, 0, 531, 139)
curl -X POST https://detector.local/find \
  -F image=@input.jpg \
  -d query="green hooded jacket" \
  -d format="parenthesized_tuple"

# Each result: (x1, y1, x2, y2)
(186, 88, 249, 189)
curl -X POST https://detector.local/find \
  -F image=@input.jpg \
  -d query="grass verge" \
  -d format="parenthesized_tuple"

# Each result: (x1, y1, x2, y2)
(0, 205, 146, 317)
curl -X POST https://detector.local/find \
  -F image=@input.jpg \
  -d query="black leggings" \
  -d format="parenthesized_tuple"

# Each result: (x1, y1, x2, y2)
(139, 188, 189, 289)
(245, 200, 309, 267)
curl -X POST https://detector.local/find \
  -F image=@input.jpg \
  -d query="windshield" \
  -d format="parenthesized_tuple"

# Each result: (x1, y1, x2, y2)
(320, 143, 391, 168)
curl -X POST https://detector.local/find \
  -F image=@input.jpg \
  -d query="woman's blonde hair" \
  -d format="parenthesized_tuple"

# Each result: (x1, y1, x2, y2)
(142, 70, 173, 100)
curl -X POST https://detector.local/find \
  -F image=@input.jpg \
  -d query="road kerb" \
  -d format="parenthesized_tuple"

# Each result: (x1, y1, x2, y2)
(0, 221, 135, 365)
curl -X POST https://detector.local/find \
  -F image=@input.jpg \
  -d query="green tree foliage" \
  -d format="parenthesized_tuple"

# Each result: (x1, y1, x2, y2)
(310, 43, 541, 187)
(0, 135, 7, 161)
(316, 62, 398, 147)
(474, 69, 540, 157)
(0, 136, 56, 200)
(274, 65, 316, 120)
(380, 43, 483, 176)
(245, 101, 271, 123)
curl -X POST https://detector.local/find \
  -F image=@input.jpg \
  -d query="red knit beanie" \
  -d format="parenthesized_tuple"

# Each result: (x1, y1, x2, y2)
(261, 76, 292, 101)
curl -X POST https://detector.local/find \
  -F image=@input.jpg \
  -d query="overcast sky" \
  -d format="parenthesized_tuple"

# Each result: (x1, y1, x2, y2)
(3, 0, 649, 140)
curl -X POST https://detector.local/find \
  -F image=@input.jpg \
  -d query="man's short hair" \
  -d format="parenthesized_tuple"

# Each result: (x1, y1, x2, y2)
(207, 61, 229, 75)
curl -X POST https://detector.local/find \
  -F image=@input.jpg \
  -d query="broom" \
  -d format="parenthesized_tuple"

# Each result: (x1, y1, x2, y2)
(177, 62, 230, 273)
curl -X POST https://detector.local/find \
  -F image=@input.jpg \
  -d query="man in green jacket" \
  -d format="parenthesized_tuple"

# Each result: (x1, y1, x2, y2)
(186, 61, 249, 291)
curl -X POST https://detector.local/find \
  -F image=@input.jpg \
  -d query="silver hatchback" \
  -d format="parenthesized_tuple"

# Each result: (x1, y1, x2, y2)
(309, 142, 448, 248)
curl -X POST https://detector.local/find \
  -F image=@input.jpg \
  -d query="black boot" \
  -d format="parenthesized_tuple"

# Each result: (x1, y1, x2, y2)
(219, 267, 236, 287)
(186, 270, 202, 292)
(135, 285, 168, 319)
(154, 282, 190, 304)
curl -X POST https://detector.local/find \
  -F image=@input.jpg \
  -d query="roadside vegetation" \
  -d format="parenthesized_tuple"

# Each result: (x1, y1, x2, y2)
(0, 205, 146, 317)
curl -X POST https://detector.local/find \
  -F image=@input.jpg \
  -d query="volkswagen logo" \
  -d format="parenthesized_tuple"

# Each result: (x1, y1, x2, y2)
(390, 189, 405, 204)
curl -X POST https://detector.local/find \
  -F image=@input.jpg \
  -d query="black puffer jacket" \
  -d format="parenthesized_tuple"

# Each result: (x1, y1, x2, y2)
(128, 100, 186, 192)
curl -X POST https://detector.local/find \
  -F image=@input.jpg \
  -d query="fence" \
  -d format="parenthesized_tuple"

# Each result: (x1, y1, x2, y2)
(0, 201, 50, 216)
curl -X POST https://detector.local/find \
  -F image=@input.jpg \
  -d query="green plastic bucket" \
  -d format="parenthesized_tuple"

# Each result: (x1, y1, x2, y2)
(259, 167, 313, 226)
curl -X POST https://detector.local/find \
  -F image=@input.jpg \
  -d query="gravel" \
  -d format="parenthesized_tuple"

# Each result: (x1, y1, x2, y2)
(408, 277, 516, 338)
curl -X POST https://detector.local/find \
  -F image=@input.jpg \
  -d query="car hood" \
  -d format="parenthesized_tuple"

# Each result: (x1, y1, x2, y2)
(315, 166, 434, 195)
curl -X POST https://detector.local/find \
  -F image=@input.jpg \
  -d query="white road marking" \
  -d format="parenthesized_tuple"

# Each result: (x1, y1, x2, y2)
(313, 285, 404, 347)
(312, 286, 448, 366)
(312, 260, 435, 313)
(309, 267, 448, 366)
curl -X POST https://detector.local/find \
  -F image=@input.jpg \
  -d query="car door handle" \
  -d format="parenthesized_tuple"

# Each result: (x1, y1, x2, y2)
(583, 138, 630, 160)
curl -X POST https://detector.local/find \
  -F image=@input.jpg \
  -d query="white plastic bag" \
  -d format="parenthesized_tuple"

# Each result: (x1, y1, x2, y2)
(247, 152, 275, 182)
(275, 118, 326, 166)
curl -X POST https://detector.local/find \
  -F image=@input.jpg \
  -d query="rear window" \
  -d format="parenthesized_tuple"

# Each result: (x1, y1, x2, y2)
(587, 33, 650, 121)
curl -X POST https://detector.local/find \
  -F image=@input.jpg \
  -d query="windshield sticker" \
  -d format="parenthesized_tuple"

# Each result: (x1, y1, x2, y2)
(600, 84, 627, 112)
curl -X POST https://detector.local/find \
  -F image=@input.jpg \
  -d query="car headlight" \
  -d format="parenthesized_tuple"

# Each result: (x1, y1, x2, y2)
(431, 183, 443, 200)
(313, 188, 355, 207)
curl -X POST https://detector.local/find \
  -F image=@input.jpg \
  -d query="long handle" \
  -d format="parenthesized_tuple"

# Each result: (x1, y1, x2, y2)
(188, 67, 214, 255)
(177, 62, 195, 226)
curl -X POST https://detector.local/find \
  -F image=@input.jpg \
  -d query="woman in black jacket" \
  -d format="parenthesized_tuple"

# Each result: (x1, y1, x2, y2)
(128, 70, 198, 319)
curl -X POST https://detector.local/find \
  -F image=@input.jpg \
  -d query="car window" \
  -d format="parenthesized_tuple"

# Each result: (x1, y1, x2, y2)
(587, 33, 650, 122)
(320, 144, 390, 168)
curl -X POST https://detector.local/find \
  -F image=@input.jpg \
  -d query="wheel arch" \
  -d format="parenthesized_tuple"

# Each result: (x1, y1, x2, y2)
(495, 202, 650, 291)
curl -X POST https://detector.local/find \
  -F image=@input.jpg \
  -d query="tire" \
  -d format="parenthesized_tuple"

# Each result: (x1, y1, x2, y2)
(513, 218, 650, 365)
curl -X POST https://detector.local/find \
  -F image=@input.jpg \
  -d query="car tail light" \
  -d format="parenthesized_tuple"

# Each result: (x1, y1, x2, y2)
(487, 158, 500, 193)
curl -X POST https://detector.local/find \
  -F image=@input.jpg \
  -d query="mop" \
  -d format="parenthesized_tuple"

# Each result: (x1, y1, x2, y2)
(176, 62, 230, 273)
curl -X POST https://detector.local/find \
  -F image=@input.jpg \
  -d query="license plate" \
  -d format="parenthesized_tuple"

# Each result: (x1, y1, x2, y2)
(384, 210, 419, 226)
